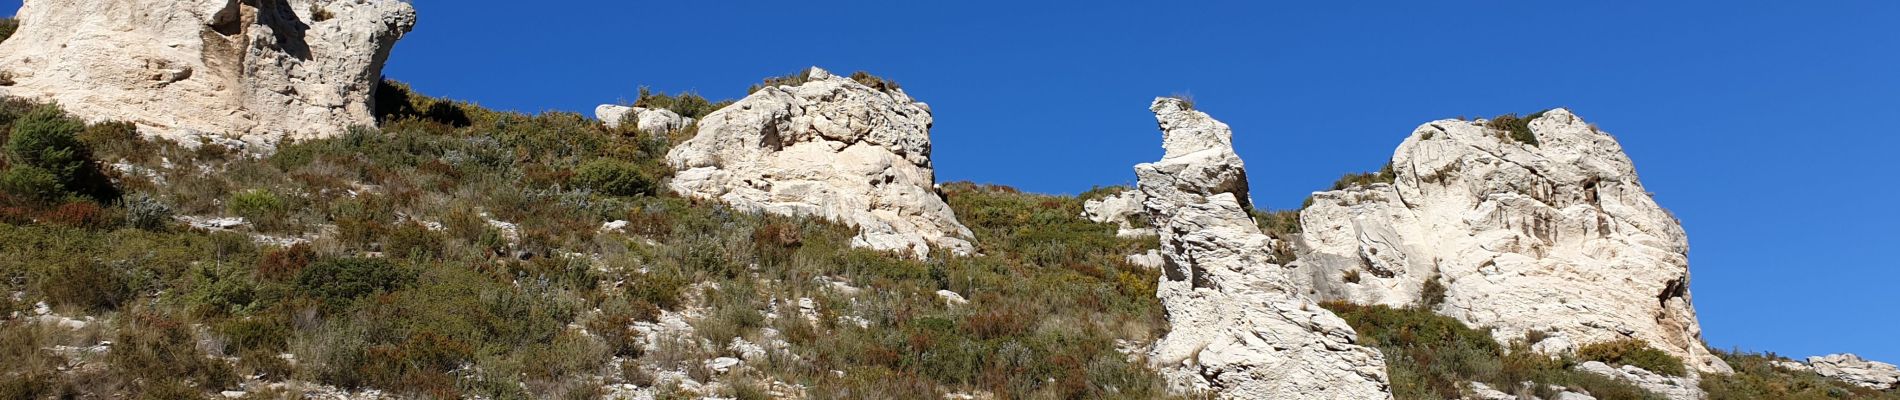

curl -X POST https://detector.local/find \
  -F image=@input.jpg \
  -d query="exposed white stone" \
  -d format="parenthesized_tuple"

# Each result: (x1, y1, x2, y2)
(1083, 188, 1155, 238)
(1771, 359, 1813, 373)
(1807, 353, 1900, 390)
(1292, 110, 1730, 374)
(666, 67, 974, 259)
(1125, 250, 1165, 270)
(1575, 361, 1702, 400)
(1136, 98, 1391, 400)
(706, 357, 740, 373)
(0, 0, 416, 142)
(935, 289, 969, 306)
(596, 104, 695, 133)
(600, 220, 631, 232)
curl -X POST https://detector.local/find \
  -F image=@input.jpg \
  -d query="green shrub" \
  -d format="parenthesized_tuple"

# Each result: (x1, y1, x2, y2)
(0, 18, 16, 44)
(634, 87, 729, 120)
(1330, 161, 1396, 191)
(572, 158, 654, 197)
(294, 258, 414, 311)
(1577, 338, 1688, 377)
(3, 106, 117, 202)
(32, 259, 130, 312)
(1487, 112, 1545, 147)
(227, 189, 284, 219)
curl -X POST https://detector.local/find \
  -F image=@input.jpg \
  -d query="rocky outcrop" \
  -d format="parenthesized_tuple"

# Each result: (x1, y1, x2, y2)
(1082, 188, 1155, 238)
(1291, 110, 1731, 374)
(1807, 353, 1900, 390)
(0, 0, 416, 144)
(595, 104, 694, 133)
(665, 67, 973, 259)
(1576, 361, 1703, 400)
(1136, 98, 1391, 399)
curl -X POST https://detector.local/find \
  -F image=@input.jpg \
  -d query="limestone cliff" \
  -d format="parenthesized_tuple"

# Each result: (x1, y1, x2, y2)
(1292, 109, 1731, 375)
(0, 0, 416, 143)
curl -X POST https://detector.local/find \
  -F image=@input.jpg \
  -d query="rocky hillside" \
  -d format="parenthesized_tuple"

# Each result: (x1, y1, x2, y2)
(0, 2, 1895, 399)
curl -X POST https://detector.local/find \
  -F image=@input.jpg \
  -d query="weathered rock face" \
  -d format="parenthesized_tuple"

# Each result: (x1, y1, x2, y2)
(595, 104, 694, 133)
(0, 0, 416, 143)
(1291, 109, 1731, 374)
(1807, 353, 1900, 390)
(1082, 188, 1155, 238)
(1137, 98, 1391, 399)
(666, 67, 973, 259)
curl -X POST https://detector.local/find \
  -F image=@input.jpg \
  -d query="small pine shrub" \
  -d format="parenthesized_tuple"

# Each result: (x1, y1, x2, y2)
(572, 159, 654, 197)
(3, 106, 117, 202)
(294, 258, 414, 311)
(227, 189, 285, 222)
(1577, 339, 1688, 377)
(633, 87, 729, 120)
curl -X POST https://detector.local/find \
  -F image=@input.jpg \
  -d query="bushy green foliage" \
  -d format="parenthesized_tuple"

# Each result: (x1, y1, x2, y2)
(1331, 161, 1396, 191)
(1577, 338, 1689, 377)
(1701, 349, 1900, 400)
(634, 87, 731, 120)
(294, 257, 414, 311)
(1487, 111, 1546, 147)
(0, 18, 15, 44)
(1324, 302, 1665, 400)
(2, 105, 118, 203)
(573, 158, 655, 197)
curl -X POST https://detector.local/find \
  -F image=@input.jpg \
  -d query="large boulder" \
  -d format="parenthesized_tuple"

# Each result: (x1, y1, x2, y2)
(666, 67, 973, 259)
(1807, 353, 1900, 390)
(1136, 97, 1392, 399)
(0, 0, 416, 144)
(1292, 109, 1731, 374)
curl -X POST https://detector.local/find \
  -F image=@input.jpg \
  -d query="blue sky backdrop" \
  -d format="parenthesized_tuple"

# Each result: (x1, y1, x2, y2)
(12, 1, 1896, 361)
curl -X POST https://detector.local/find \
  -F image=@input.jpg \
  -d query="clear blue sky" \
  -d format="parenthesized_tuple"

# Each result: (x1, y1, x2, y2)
(14, 1, 1898, 362)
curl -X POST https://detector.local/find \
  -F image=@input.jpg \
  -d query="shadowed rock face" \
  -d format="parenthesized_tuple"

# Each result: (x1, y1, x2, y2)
(665, 67, 974, 259)
(0, 0, 416, 145)
(1293, 109, 1731, 375)
(1136, 97, 1392, 400)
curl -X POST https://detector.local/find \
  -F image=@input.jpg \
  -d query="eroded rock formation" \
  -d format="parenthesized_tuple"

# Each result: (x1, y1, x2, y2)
(666, 67, 974, 259)
(1807, 353, 1900, 390)
(1292, 109, 1731, 374)
(1137, 97, 1392, 399)
(0, 0, 416, 144)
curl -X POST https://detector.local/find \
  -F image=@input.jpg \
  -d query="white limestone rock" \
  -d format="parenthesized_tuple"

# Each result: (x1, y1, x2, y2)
(1136, 98, 1391, 400)
(666, 67, 974, 259)
(1575, 361, 1702, 400)
(1808, 353, 1900, 390)
(1082, 188, 1156, 238)
(0, 0, 416, 143)
(595, 104, 695, 133)
(1291, 110, 1730, 374)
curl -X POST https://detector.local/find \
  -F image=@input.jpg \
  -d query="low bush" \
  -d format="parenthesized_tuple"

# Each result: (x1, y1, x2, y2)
(573, 158, 655, 197)
(1330, 161, 1396, 191)
(1701, 349, 1900, 400)
(294, 258, 414, 311)
(1487, 111, 1546, 147)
